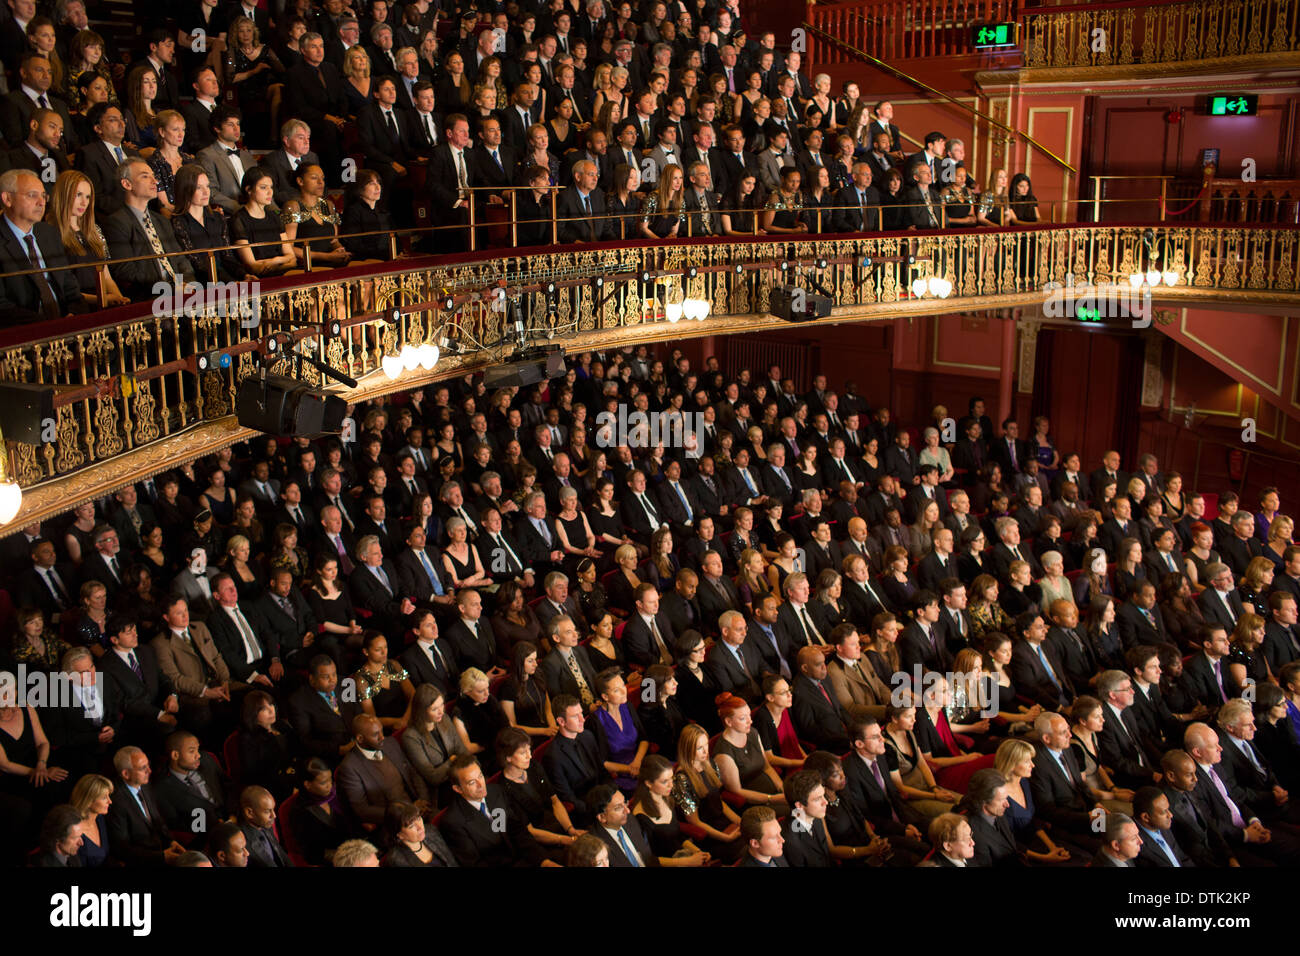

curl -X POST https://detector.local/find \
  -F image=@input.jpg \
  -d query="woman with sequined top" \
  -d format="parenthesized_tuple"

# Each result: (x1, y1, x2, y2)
(639, 163, 686, 238)
(760, 167, 808, 234)
(280, 164, 354, 269)
(352, 631, 414, 733)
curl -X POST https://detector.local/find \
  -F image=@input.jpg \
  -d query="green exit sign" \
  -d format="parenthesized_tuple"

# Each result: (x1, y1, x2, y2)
(972, 23, 1015, 47)
(1209, 94, 1258, 116)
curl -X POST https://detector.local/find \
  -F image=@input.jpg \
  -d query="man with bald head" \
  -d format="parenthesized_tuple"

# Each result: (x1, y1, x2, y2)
(335, 714, 431, 826)
(1029, 712, 1100, 842)
(1160, 748, 1238, 866)
(791, 645, 850, 752)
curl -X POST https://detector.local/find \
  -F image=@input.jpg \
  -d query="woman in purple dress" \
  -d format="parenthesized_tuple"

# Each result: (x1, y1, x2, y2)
(590, 667, 647, 793)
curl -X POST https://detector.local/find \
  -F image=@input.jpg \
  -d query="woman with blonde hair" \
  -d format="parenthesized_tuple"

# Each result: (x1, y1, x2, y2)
(341, 46, 373, 114)
(993, 738, 1073, 863)
(976, 167, 1015, 227)
(69, 772, 114, 867)
(44, 170, 129, 306)
(735, 547, 772, 616)
(1239, 555, 1275, 616)
(1264, 514, 1294, 568)
(592, 64, 629, 129)
(672, 723, 745, 853)
(1229, 611, 1272, 687)
(146, 110, 191, 214)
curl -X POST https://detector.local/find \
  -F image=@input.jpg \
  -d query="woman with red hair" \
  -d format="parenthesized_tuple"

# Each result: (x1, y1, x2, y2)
(712, 693, 788, 810)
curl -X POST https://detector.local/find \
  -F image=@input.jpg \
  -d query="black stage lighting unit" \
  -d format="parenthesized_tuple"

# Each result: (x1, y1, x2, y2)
(236, 375, 347, 438)
(768, 284, 832, 323)
(0, 382, 56, 444)
(482, 347, 567, 388)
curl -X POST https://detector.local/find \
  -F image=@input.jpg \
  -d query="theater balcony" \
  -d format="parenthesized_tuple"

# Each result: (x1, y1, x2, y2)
(1, 204, 1300, 532)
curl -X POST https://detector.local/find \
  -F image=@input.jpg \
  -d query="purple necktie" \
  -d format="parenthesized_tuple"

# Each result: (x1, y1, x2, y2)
(1207, 767, 1246, 828)
(870, 759, 900, 822)
(1212, 659, 1228, 702)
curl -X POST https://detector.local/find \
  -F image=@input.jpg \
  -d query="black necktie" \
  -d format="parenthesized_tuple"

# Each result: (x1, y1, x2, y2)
(384, 110, 398, 141)
(21, 234, 60, 318)
(224, 147, 239, 156)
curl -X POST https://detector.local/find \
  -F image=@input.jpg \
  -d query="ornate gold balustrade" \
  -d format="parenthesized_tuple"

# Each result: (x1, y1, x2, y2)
(1021, 0, 1300, 74)
(2, 221, 1298, 531)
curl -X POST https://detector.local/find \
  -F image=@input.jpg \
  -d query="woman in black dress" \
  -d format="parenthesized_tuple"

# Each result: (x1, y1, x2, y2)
(353, 632, 414, 732)
(499, 642, 556, 739)
(44, 170, 130, 306)
(720, 171, 763, 236)
(607, 163, 643, 240)
(573, 558, 610, 624)
(639, 163, 686, 239)
(281, 163, 354, 270)
(672, 630, 718, 733)
(305, 555, 362, 657)
(515, 163, 555, 246)
(673, 723, 745, 856)
(453, 668, 509, 773)
(227, 15, 286, 145)
(879, 167, 906, 231)
(555, 487, 601, 571)
(380, 801, 457, 867)
(802, 164, 837, 233)
(630, 754, 710, 865)
(497, 727, 582, 853)
(232, 166, 298, 277)
(880, 545, 917, 613)
(235, 690, 296, 800)
(285, 759, 352, 865)
(638, 664, 685, 754)
(171, 164, 243, 283)
(585, 611, 633, 679)
(341, 170, 395, 262)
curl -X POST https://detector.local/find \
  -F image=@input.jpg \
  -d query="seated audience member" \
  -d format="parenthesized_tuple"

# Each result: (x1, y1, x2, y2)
(440, 755, 547, 867)
(104, 745, 187, 866)
(380, 800, 458, 867)
(238, 784, 292, 867)
(101, 158, 196, 300)
(33, 804, 84, 867)
(153, 729, 232, 830)
(43, 169, 129, 306)
(0, 168, 90, 323)
(335, 714, 430, 827)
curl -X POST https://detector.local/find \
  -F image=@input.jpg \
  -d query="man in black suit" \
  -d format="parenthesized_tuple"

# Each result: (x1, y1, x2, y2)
(287, 656, 358, 762)
(682, 513, 727, 573)
(556, 158, 614, 243)
(274, 482, 315, 539)
(832, 162, 883, 233)
(898, 591, 950, 677)
(1010, 610, 1074, 710)
(540, 616, 598, 705)
(153, 730, 232, 830)
(790, 646, 850, 752)
(207, 573, 278, 686)
(80, 523, 130, 600)
(987, 418, 1028, 477)
(41, 648, 121, 776)
(356, 75, 415, 194)
(1143, 527, 1186, 584)
(1197, 562, 1245, 633)
(1096, 669, 1162, 789)
(443, 755, 546, 866)
(0, 168, 89, 324)
(101, 160, 197, 301)
(1264, 590, 1300, 673)
(1182, 625, 1239, 710)
(680, 122, 726, 201)
(399, 609, 460, 702)
(75, 104, 138, 218)
(1, 53, 78, 152)
(283, 32, 347, 185)
(239, 786, 292, 867)
(964, 769, 1026, 867)
(898, 162, 940, 229)
(534, 571, 589, 636)
(349, 534, 416, 640)
(719, 123, 758, 190)
(589, 783, 661, 866)
(1030, 713, 1100, 841)
(106, 745, 187, 866)
(1220, 511, 1265, 578)
(1088, 450, 1126, 506)
(263, 120, 321, 209)
(467, 114, 516, 243)
(696, 550, 741, 624)
(1214, 698, 1295, 822)
(254, 569, 321, 670)
(620, 469, 666, 544)
(4, 108, 70, 194)
(661, 568, 704, 637)
(706, 610, 764, 703)
(16, 538, 75, 621)
(354, 494, 403, 558)
(682, 158, 722, 237)
(426, 113, 474, 251)
(444, 588, 504, 677)
(544, 696, 604, 823)
(1098, 495, 1137, 562)
(1132, 786, 1194, 867)
(623, 584, 677, 669)
(101, 613, 179, 746)
(916, 527, 957, 593)
(1090, 813, 1141, 867)
(500, 81, 540, 154)
(33, 805, 84, 867)
(395, 523, 456, 613)
(1116, 581, 1168, 650)
(990, 516, 1042, 581)
(844, 716, 935, 842)
(179, 66, 222, 153)
(738, 805, 790, 866)
(138, 29, 181, 111)
(1162, 749, 1237, 866)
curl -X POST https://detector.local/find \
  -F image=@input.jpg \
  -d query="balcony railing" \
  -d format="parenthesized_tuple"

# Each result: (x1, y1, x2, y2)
(1022, 0, 1300, 70)
(808, 0, 1019, 64)
(2, 218, 1298, 528)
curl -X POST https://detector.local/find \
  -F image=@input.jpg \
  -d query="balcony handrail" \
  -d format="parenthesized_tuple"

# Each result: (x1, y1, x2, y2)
(2, 190, 1192, 287)
(803, 20, 1077, 174)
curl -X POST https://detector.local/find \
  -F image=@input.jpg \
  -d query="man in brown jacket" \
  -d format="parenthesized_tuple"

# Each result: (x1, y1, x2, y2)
(826, 623, 891, 720)
(151, 593, 231, 737)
